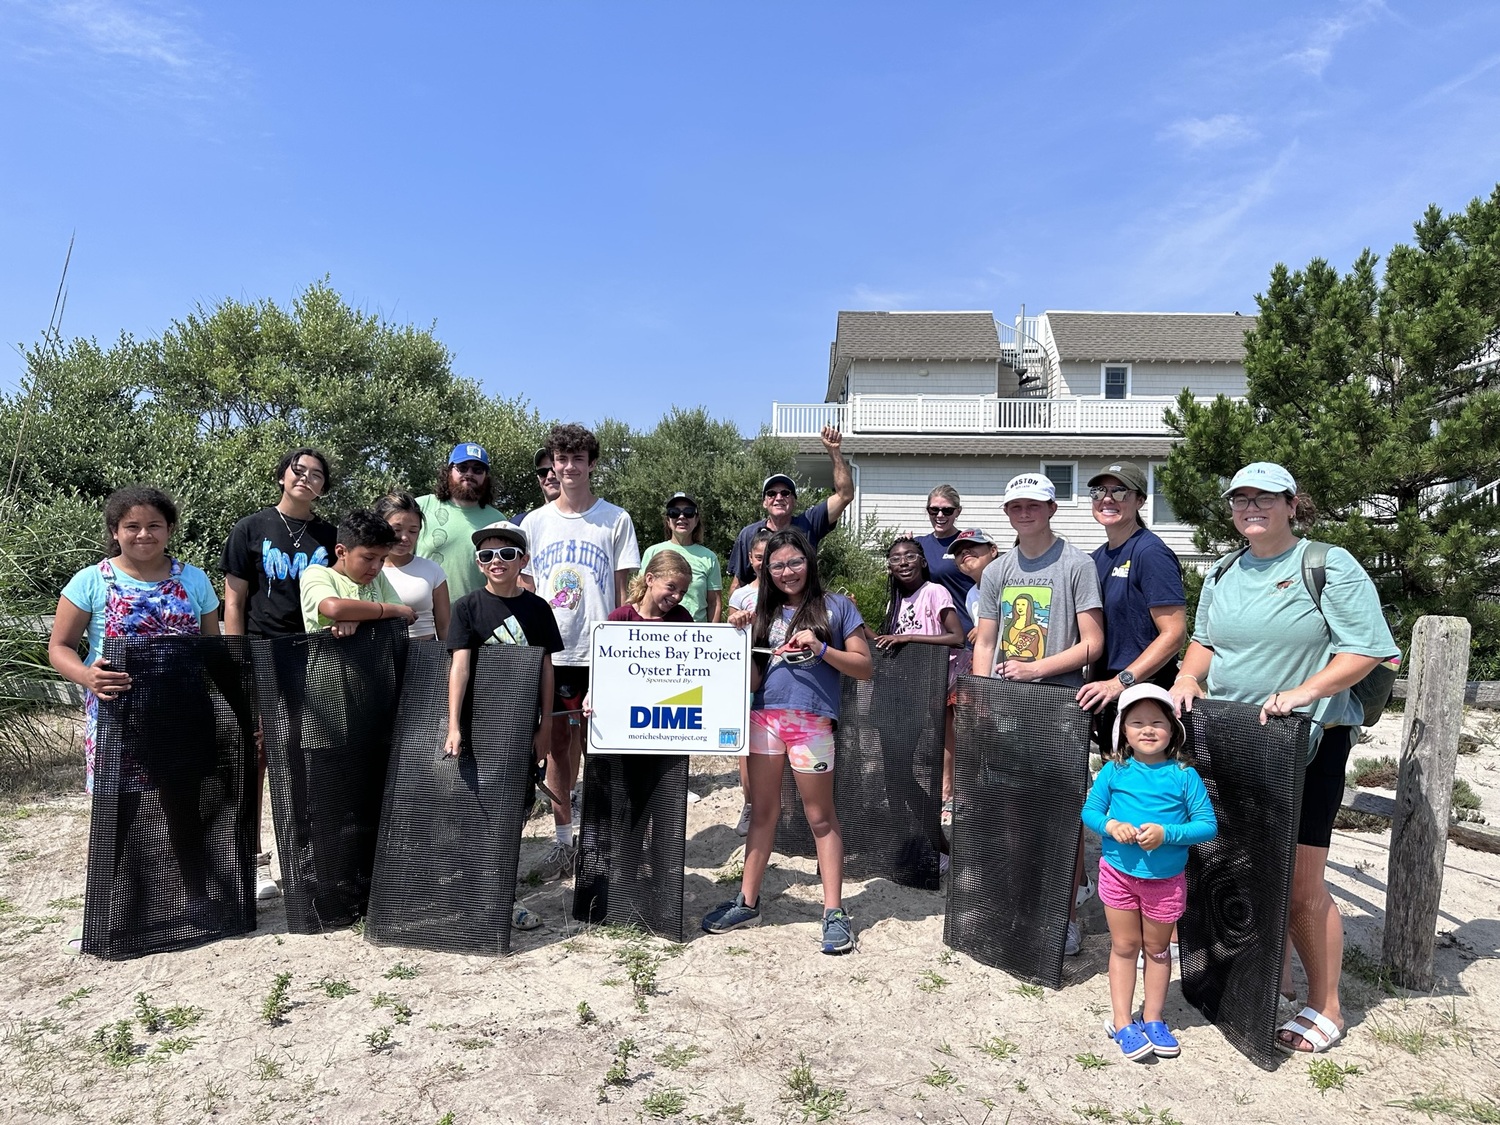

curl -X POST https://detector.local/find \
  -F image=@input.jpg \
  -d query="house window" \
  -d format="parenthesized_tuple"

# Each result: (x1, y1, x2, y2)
(1042, 461, 1077, 504)
(1149, 462, 1180, 525)
(1102, 364, 1130, 399)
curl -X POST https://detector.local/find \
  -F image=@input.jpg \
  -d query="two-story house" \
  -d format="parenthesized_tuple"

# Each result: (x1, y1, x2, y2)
(770, 308, 1256, 563)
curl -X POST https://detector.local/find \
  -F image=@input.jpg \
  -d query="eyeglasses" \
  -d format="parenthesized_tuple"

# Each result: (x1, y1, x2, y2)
(1227, 492, 1283, 511)
(887, 552, 922, 564)
(289, 465, 326, 484)
(767, 557, 808, 575)
(927, 505, 957, 516)
(1089, 486, 1134, 502)
(476, 546, 524, 563)
(666, 506, 697, 519)
(764, 489, 794, 499)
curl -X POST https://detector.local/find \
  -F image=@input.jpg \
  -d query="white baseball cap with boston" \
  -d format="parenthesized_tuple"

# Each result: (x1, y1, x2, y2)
(1002, 473, 1057, 505)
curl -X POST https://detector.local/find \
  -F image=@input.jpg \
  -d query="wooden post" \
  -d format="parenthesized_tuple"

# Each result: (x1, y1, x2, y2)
(1381, 615, 1471, 990)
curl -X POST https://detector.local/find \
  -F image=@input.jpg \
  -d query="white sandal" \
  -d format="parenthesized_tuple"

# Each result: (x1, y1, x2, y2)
(1277, 1006, 1342, 1053)
(511, 904, 544, 931)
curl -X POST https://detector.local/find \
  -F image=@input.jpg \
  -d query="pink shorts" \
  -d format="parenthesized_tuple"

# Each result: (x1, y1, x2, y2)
(1097, 859, 1187, 924)
(749, 708, 835, 774)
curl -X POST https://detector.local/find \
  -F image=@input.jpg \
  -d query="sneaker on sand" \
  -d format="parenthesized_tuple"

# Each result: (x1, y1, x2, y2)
(511, 903, 543, 931)
(702, 893, 761, 934)
(255, 853, 281, 901)
(528, 841, 577, 883)
(1076, 873, 1095, 909)
(821, 907, 855, 955)
(1065, 920, 1081, 956)
(735, 802, 753, 837)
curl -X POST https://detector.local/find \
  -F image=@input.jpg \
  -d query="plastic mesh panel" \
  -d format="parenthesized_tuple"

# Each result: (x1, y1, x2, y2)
(943, 677, 1090, 988)
(775, 644, 949, 889)
(573, 754, 689, 941)
(255, 621, 408, 932)
(82, 636, 259, 960)
(366, 643, 542, 956)
(1178, 701, 1309, 1070)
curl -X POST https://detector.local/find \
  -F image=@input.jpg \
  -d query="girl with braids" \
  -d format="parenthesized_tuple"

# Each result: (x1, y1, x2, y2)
(872, 533, 966, 654)
(606, 549, 694, 623)
(701, 528, 872, 954)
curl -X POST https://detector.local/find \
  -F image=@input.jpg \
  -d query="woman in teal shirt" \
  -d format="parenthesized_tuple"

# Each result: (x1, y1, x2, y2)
(1171, 463, 1397, 1056)
(638, 492, 723, 623)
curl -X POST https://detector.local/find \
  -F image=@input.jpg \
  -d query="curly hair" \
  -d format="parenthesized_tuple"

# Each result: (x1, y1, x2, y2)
(882, 533, 931, 633)
(103, 485, 178, 557)
(546, 422, 600, 464)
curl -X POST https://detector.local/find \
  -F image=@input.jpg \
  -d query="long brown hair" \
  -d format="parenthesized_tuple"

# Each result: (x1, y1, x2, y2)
(752, 529, 830, 648)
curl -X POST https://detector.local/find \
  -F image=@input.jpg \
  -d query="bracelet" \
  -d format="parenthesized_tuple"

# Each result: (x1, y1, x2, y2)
(818, 642, 828, 661)
(1174, 672, 1199, 685)
(378, 603, 385, 619)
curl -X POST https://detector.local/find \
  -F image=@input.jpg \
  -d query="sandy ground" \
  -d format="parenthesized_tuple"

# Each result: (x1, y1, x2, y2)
(1, 710, 1498, 1125)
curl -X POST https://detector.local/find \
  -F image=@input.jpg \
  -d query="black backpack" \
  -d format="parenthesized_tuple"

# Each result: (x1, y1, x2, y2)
(1208, 541, 1398, 726)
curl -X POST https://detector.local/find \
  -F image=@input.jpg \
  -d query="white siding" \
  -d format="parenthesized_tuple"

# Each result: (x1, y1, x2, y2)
(846, 359, 998, 398)
(1053, 361, 1246, 399)
(851, 454, 1200, 559)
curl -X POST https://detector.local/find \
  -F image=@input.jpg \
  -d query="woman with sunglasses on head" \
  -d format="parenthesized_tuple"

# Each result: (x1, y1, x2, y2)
(638, 492, 723, 623)
(1171, 463, 1396, 1056)
(374, 491, 451, 642)
(702, 529, 873, 954)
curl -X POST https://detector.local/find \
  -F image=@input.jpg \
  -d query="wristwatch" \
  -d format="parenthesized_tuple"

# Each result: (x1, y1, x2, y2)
(1116, 670, 1136, 688)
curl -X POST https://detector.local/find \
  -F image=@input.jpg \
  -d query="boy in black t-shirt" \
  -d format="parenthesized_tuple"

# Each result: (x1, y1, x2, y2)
(444, 522, 566, 911)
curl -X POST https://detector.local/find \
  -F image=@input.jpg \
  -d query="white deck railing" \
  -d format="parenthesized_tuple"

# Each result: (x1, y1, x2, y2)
(771, 394, 1204, 437)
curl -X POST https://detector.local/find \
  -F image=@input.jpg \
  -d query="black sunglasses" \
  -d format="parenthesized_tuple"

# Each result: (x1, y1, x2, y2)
(927, 505, 957, 516)
(764, 488, 794, 499)
(666, 506, 698, 519)
(535, 466, 555, 478)
(476, 546, 524, 563)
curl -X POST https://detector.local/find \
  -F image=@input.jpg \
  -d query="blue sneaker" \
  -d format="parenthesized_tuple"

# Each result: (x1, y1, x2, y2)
(1105, 1020, 1155, 1063)
(821, 908, 855, 954)
(702, 893, 761, 934)
(1137, 1020, 1180, 1058)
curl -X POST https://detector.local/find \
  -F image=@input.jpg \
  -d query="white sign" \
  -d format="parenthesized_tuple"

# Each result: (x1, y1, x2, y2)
(587, 622, 751, 755)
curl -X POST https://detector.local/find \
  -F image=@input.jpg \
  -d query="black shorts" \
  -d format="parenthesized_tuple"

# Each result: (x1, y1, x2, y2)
(1298, 725, 1355, 848)
(552, 666, 590, 715)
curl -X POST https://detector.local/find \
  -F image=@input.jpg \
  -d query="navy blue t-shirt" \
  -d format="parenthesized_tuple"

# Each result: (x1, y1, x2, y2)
(727, 499, 835, 584)
(918, 532, 974, 635)
(1092, 527, 1185, 673)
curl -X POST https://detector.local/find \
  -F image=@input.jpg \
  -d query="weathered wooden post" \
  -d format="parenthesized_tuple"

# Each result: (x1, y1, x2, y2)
(1381, 615, 1471, 990)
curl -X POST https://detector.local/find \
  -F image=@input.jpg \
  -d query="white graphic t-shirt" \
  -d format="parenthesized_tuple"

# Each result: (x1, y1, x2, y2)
(521, 498, 640, 666)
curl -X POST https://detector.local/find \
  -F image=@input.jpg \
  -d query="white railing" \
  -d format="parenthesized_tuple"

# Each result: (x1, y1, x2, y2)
(995, 316, 1045, 350)
(771, 395, 1197, 437)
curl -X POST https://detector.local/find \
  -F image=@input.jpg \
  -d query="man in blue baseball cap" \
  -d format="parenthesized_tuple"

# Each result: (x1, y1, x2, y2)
(415, 442, 506, 599)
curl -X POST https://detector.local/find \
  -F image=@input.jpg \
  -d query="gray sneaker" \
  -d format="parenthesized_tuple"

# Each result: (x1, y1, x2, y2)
(1065, 920, 1081, 956)
(702, 893, 761, 934)
(821, 907, 855, 954)
(528, 841, 577, 883)
(735, 802, 753, 837)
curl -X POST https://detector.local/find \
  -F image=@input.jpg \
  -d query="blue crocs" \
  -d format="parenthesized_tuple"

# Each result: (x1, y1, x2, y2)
(1105, 1020, 1155, 1062)
(1137, 1020, 1180, 1058)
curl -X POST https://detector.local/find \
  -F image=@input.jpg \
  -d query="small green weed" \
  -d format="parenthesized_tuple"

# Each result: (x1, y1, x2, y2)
(384, 961, 420, 980)
(643, 1085, 689, 1118)
(91, 1021, 139, 1067)
(1341, 945, 1396, 995)
(783, 1052, 847, 1122)
(972, 1035, 1018, 1061)
(1386, 1092, 1500, 1122)
(1013, 983, 1044, 1000)
(576, 1000, 597, 1027)
(618, 943, 661, 1012)
(1348, 756, 1397, 788)
(436, 1114, 457, 1125)
(46, 895, 83, 910)
(1368, 1016, 1445, 1056)
(317, 977, 358, 999)
(1073, 1105, 1117, 1122)
(366, 1026, 394, 1053)
(57, 986, 92, 1008)
(937, 948, 958, 966)
(456, 1037, 492, 1050)
(153, 1035, 198, 1056)
(933, 1041, 955, 1057)
(848, 972, 868, 984)
(602, 1036, 638, 1091)
(916, 970, 948, 993)
(1121, 1108, 1183, 1125)
(1075, 1052, 1110, 1070)
(252, 1052, 285, 1080)
(715, 861, 745, 885)
(726, 945, 750, 956)
(1452, 778, 1483, 822)
(656, 1044, 701, 1070)
(921, 1065, 957, 1088)
(261, 971, 293, 1026)
(1308, 1058, 1360, 1093)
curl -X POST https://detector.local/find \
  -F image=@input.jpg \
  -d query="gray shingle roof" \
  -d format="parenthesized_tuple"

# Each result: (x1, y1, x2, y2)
(828, 311, 1000, 398)
(1045, 311, 1255, 363)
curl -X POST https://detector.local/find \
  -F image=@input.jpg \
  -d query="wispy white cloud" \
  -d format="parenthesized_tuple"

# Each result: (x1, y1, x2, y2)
(1413, 51, 1500, 107)
(848, 284, 921, 308)
(1161, 113, 1258, 150)
(1281, 0, 1385, 77)
(44, 1, 199, 69)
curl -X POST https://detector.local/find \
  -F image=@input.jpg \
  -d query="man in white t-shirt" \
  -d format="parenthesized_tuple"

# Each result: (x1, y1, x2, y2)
(520, 423, 640, 878)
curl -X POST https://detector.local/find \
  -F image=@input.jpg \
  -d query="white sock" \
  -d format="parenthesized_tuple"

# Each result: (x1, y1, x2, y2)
(556, 824, 574, 846)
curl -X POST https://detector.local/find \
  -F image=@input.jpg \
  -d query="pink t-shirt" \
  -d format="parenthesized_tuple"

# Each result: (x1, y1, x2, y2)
(889, 582, 955, 636)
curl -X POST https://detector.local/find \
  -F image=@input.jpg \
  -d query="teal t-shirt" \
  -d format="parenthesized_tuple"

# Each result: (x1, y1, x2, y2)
(1194, 539, 1397, 730)
(414, 495, 506, 601)
(639, 541, 723, 622)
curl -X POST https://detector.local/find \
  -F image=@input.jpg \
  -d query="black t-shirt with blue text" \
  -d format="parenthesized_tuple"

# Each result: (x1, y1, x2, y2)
(221, 507, 338, 638)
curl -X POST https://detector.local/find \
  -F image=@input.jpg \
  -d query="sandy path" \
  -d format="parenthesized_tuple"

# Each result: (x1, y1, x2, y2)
(1, 711, 1497, 1125)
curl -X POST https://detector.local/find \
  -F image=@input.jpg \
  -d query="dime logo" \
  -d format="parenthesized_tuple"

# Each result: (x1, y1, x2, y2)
(630, 686, 704, 730)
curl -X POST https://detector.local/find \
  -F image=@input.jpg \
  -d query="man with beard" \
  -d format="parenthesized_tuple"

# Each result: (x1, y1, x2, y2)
(416, 443, 506, 601)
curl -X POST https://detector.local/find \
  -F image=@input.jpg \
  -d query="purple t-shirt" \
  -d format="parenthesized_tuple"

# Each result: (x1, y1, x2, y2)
(752, 593, 865, 723)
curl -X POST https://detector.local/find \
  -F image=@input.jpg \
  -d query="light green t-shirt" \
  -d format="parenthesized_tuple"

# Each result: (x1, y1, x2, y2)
(639, 541, 723, 622)
(299, 564, 402, 632)
(414, 495, 506, 601)
(1194, 539, 1397, 731)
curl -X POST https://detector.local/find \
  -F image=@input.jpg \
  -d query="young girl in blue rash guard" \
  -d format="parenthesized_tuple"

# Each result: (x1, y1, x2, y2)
(1082, 683, 1217, 1062)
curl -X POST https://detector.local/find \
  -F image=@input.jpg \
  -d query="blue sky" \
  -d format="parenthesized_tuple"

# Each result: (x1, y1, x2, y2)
(2, 1, 1498, 432)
